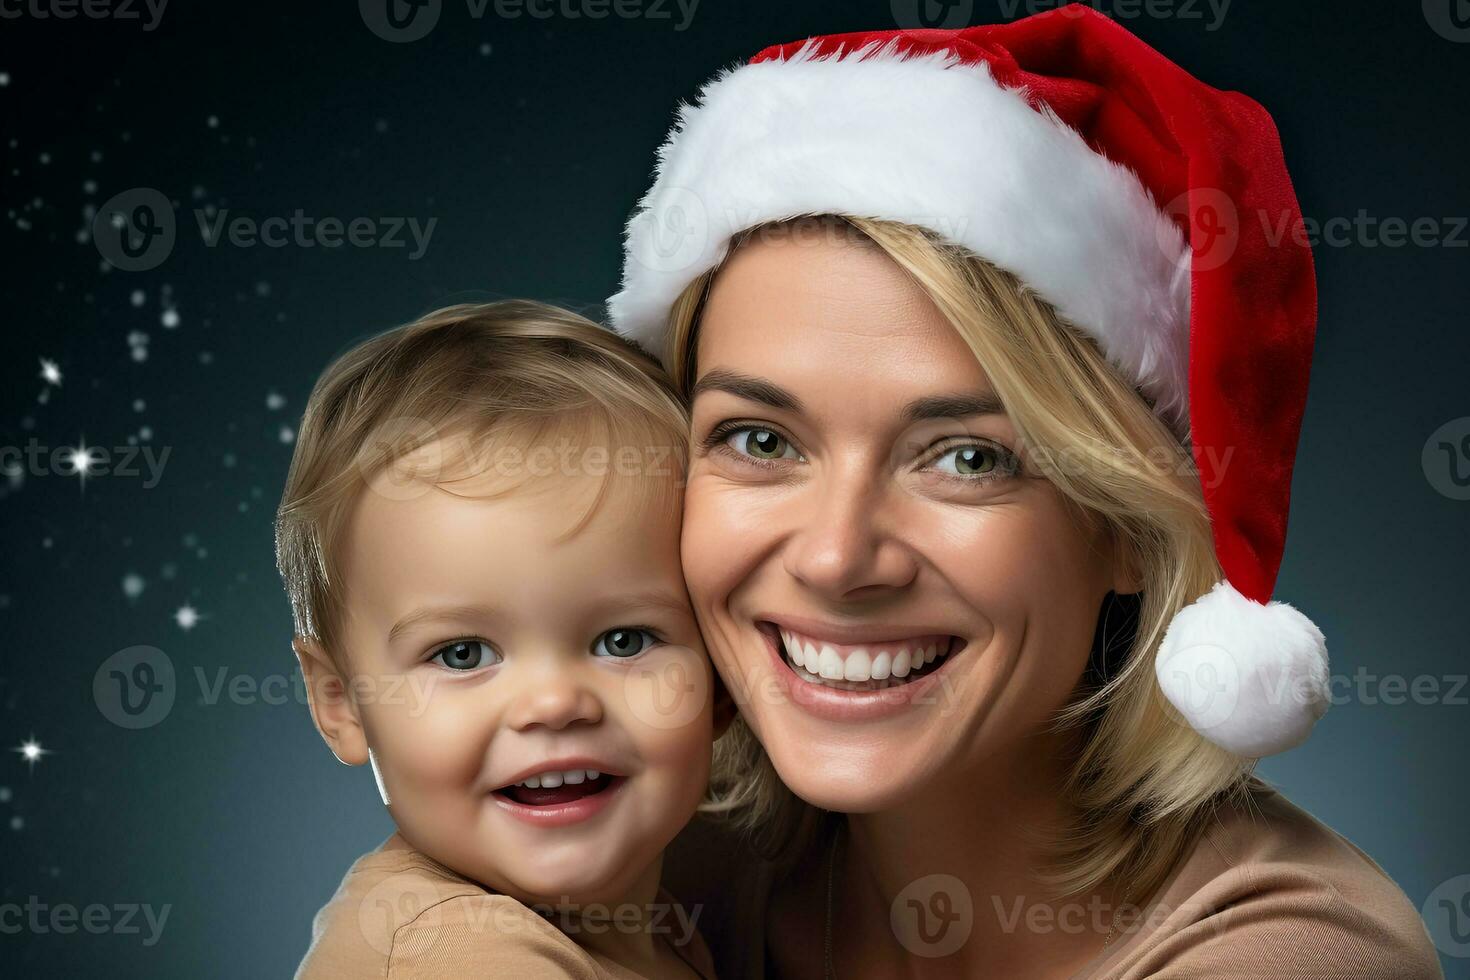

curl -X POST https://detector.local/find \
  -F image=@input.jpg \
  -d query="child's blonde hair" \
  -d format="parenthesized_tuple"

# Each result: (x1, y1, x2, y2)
(274, 300, 689, 659)
(669, 216, 1254, 903)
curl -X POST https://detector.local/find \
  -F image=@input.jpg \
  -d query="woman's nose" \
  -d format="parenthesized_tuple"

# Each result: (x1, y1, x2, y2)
(504, 663, 604, 732)
(783, 461, 918, 600)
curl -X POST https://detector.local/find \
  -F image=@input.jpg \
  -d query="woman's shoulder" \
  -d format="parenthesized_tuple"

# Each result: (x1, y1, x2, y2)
(1092, 782, 1443, 979)
(295, 835, 601, 979)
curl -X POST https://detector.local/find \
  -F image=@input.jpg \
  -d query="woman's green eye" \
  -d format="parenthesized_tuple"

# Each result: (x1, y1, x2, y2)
(593, 628, 656, 659)
(430, 640, 497, 671)
(727, 427, 796, 461)
(932, 444, 1010, 477)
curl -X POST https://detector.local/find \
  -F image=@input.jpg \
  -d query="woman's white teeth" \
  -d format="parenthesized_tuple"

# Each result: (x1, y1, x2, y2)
(819, 647, 843, 680)
(518, 768, 601, 789)
(779, 629, 951, 685)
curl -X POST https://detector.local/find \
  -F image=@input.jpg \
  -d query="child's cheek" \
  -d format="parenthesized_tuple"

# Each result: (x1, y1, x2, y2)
(615, 646, 715, 752)
(361, 670, 498, 791)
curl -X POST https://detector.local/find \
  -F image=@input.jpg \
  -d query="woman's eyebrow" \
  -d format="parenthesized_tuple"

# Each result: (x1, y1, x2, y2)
(690, 368, 803, 412)
(902, 392, 1008, 422)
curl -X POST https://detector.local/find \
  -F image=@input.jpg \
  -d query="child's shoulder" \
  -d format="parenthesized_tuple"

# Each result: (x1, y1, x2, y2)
(295, 835, 602, 979)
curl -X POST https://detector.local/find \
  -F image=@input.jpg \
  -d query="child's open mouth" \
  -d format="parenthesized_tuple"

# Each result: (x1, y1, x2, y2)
(492, 769, 623, 811)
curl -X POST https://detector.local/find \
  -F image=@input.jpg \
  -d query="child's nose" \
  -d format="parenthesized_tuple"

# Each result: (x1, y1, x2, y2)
(504, 668, 604, 732)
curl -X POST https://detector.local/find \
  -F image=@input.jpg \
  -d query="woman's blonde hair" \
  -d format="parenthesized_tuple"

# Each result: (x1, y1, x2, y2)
(674, 216, 1255, 902)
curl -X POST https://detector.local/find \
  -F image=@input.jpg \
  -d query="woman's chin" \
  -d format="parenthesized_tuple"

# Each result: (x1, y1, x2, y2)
(763, 736, 948, 814)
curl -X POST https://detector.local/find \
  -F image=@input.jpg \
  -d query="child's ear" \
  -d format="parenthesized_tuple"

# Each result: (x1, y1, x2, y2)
(293, 637, 369, 766)
(711, 671, 738, 740)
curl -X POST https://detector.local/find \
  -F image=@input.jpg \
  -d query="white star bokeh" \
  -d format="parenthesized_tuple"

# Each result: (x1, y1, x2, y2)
(174, 604, 201, 630)
(13, 736, 50, 772)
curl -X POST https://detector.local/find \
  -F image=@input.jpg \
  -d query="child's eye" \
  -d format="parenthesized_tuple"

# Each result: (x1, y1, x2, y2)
(592, 628, 658, 659)
(429, 640, 498, 671)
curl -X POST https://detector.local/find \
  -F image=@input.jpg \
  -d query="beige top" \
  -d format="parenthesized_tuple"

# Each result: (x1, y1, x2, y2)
(664, 783, 1442, 979)
(296, 836, 717, 980)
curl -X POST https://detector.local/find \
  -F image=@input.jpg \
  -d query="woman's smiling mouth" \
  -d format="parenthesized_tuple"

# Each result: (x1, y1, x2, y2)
(754, 618, 968, 720)
(778, 627, 956, 689)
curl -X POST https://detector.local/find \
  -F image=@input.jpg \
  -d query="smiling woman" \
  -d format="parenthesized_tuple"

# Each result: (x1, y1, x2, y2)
(669, 216, 1243, 976)
(608, 9, 1442, 979)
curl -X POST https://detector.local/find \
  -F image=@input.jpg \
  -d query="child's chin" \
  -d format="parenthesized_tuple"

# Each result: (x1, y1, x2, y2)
(497, 862, 633, 910)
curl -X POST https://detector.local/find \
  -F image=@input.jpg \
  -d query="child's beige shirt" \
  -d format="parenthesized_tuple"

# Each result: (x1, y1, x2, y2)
(296, 835, 716, 980)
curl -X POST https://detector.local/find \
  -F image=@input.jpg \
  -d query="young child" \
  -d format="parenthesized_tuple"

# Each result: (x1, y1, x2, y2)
(275, 300, 720, 979)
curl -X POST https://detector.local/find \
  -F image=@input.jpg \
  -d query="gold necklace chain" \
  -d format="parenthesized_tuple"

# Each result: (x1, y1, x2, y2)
(821, 821, 1129, 978)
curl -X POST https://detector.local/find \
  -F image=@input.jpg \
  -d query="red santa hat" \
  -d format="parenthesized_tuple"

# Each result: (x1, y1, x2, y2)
(608, 7, 1329, 758)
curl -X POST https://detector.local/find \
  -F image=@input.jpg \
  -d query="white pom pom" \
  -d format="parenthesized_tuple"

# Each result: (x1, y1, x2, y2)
(1154, 580, 1330, 758)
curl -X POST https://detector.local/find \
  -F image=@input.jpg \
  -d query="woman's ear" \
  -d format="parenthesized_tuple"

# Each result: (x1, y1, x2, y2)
(293, 637, 370, 766)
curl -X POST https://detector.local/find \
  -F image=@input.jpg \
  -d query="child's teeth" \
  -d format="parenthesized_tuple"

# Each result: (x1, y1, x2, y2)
(521, 768, 604, 789)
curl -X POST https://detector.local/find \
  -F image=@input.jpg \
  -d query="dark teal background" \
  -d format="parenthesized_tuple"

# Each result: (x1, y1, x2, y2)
(1, 1, 1467, 976)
